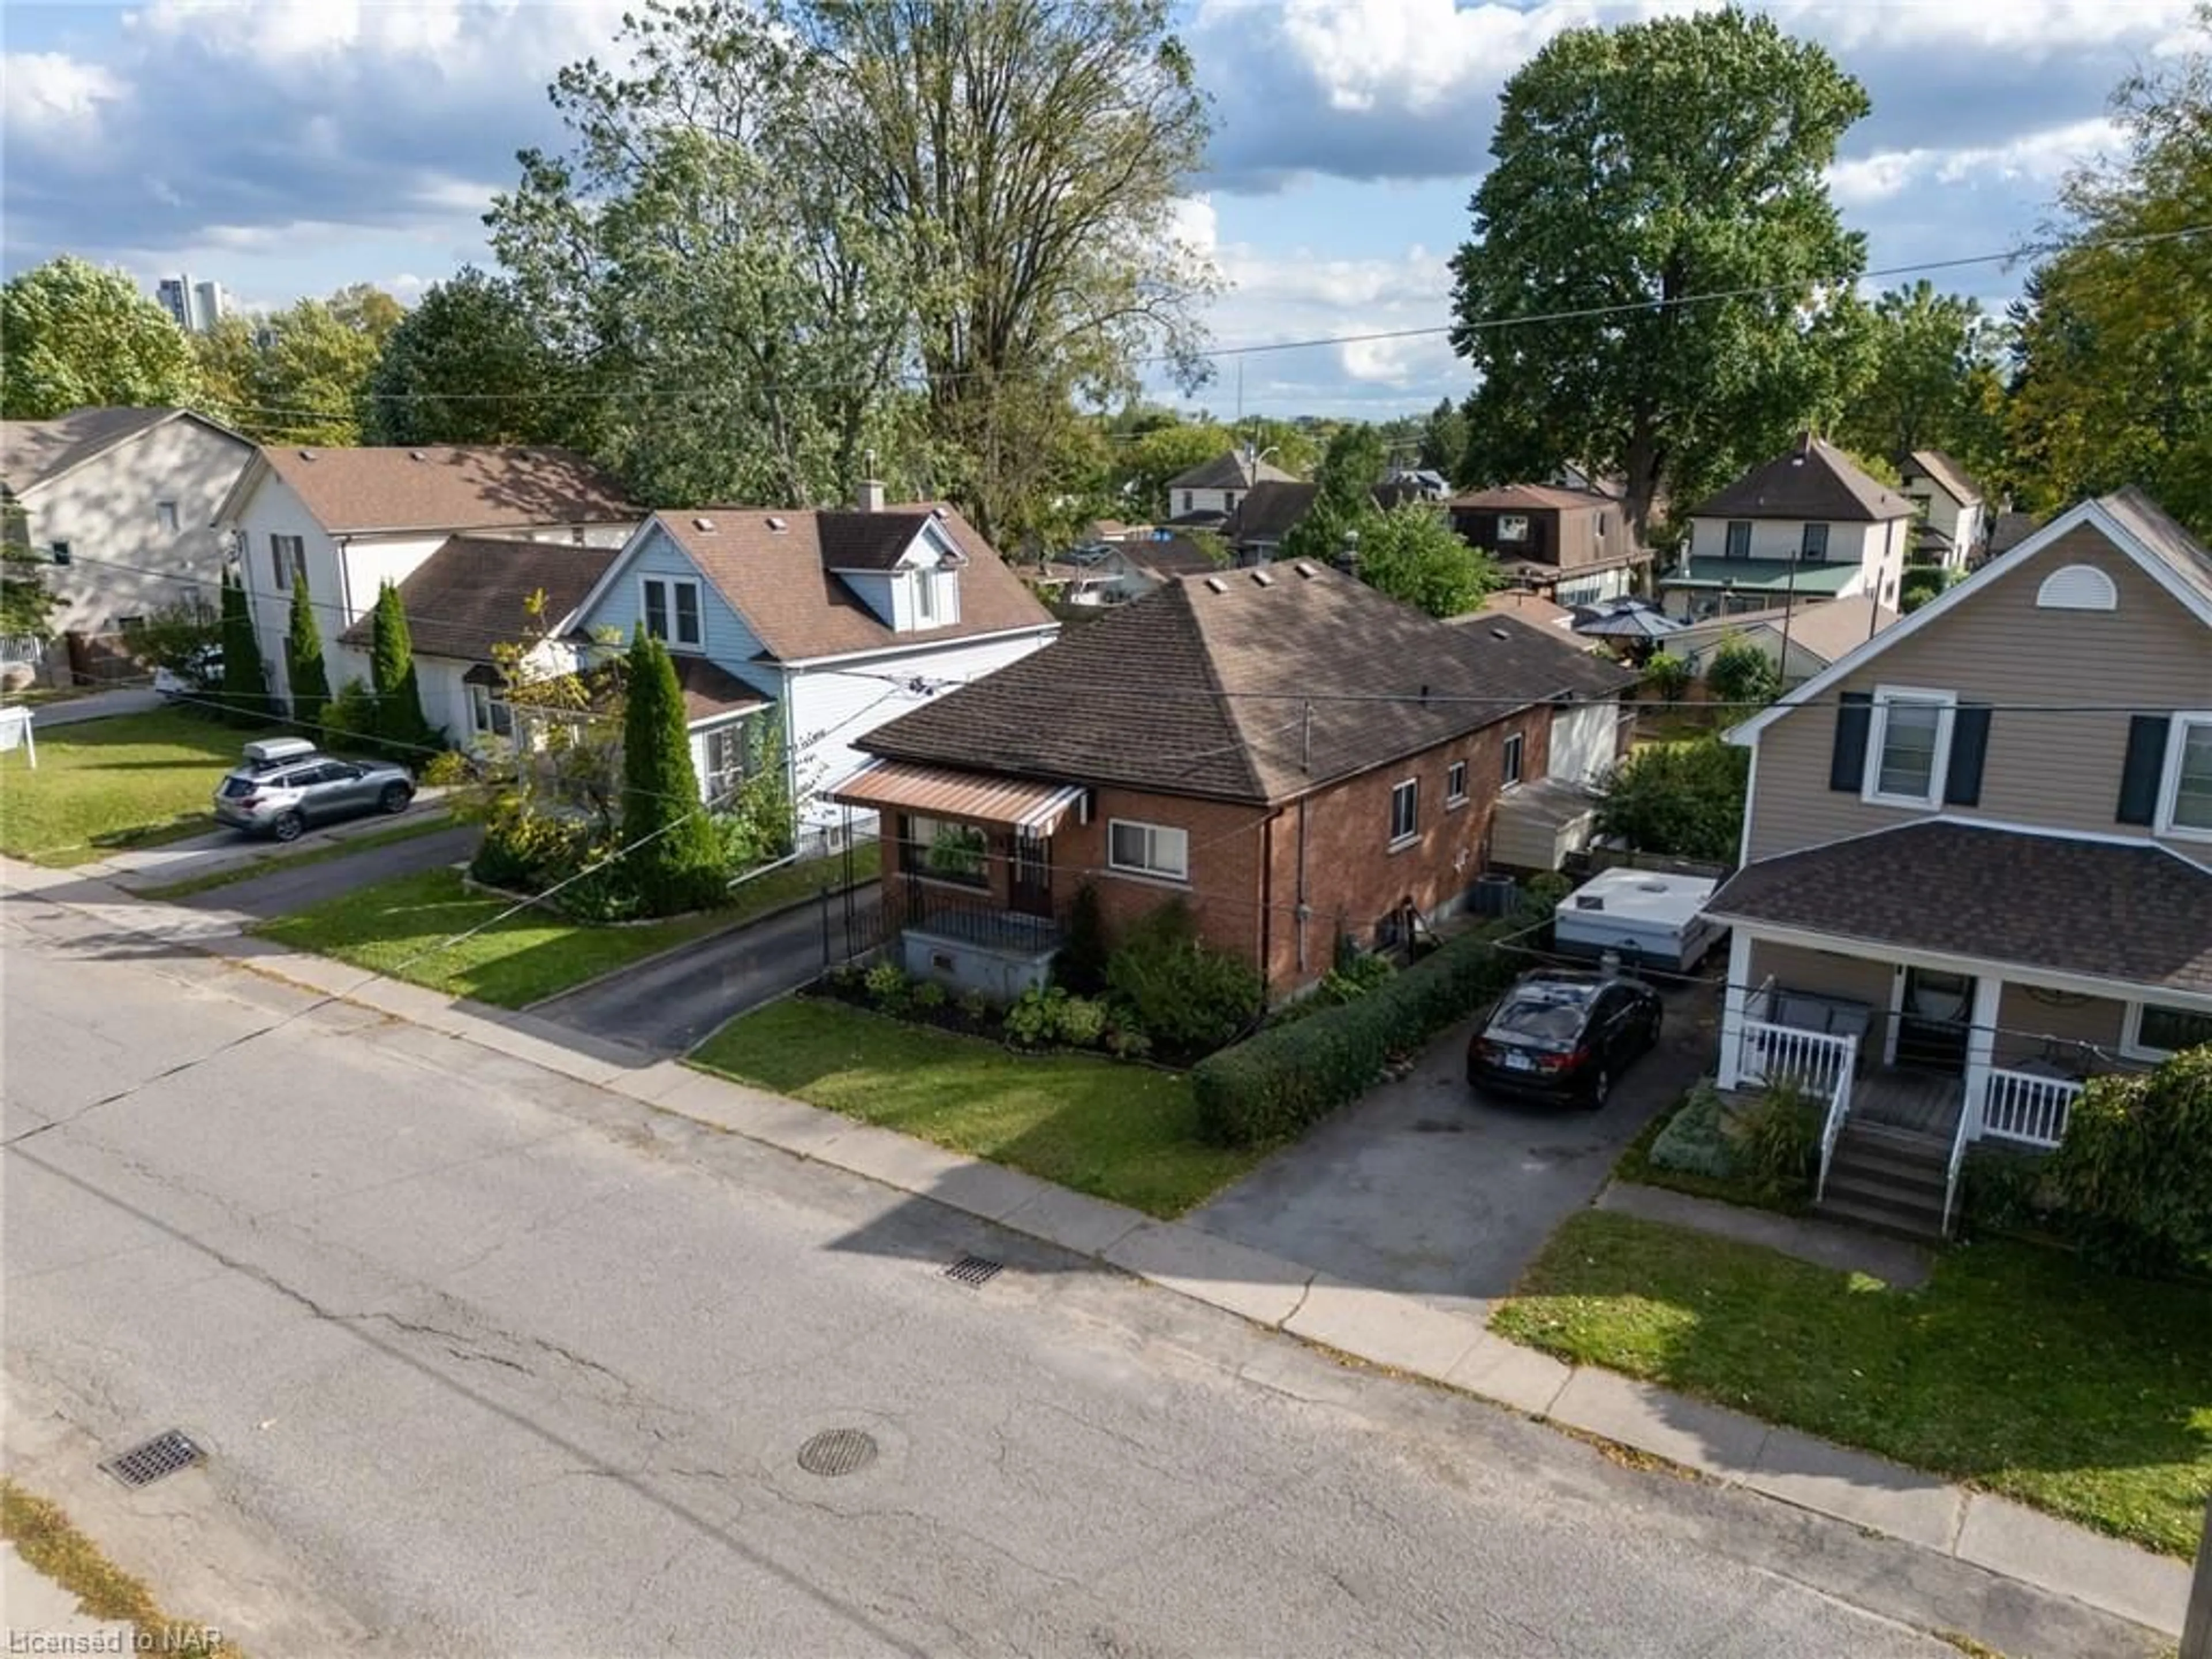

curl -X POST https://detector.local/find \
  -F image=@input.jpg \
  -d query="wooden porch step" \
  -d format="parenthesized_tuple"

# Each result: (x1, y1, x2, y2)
(1816, 1191, 1947, 1243)
(1824, 1165, 1948, 1215)
(1828, 1141, 1948, 1198)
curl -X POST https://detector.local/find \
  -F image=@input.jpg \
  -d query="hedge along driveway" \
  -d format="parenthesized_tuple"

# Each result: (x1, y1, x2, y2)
(690, 997, 1264, 1217)
(1493, 1210, 2212, 1557)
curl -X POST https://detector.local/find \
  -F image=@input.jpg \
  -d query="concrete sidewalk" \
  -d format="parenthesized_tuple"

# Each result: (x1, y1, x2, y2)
(2, 1544, 135, 1650)
(8, 854, 2192, 1643)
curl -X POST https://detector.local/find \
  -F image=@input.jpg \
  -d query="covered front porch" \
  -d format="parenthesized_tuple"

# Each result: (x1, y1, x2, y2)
(828, 757, 1088, 1000)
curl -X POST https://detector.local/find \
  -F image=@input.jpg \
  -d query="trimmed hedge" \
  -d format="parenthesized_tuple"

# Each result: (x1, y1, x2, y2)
(1193, 929, 1517, 1146)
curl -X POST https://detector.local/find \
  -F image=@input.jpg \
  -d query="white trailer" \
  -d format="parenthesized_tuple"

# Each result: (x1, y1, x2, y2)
(1552, 868, 1725, 974)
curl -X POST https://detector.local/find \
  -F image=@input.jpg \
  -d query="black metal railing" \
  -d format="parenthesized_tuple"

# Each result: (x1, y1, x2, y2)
(893, 878, 1062, 957)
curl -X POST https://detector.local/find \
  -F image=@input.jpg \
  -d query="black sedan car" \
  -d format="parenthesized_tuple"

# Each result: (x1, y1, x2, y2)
(1467, 969, 1664, 1108)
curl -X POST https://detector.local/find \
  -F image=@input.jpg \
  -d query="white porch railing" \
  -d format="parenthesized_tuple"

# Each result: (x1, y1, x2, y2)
(1734, 1017, 1859, 1200)
(1980, 1068, 2084, 1149)
(1941, 1100, 1974, 1236)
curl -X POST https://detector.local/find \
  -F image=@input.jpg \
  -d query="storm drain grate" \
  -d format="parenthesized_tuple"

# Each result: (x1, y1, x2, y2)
(100, 1430, 204, 1490)
(797, 1428, 880, 1478)
(943, 1253, 1003, 1287)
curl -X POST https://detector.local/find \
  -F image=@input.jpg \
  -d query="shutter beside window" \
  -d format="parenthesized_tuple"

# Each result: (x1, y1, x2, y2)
(2116, 714, 2172, 825)
(1944, 704, 1991, 806)
(1829, 691, 1873, 792)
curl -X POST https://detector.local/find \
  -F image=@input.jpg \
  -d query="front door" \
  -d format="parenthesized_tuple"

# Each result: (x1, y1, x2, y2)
(1896, 967, 1974, 1074)
(1009, 832, 1052, 918)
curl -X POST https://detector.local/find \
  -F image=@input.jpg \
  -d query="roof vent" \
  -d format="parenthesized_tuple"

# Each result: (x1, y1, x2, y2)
(1204, 576, 1228, 594)
(1638, 880, 1669, 893)
(1249, 569, 1272, 587)
(1294, 561, 1319, 579)
(297, 449, 316, 460)
(931, 505, 951, 520)
(1490, 627, 1510, 640)
(766, 516, 788, 532)
(692, 516, 717, 532)
(408, 449, 426, 461)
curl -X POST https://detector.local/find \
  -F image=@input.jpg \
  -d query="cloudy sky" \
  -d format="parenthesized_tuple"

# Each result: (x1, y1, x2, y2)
(4, 0, 2203, 416)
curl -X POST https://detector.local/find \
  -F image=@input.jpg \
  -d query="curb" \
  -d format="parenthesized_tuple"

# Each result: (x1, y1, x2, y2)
(7, 854, 2190, 1642)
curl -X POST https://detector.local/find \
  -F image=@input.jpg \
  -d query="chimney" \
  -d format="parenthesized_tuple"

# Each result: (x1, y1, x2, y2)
(857, 478, 887, 513)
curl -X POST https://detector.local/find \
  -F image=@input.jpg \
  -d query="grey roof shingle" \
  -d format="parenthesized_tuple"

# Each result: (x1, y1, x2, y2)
(1692, 435, 1916, 523)
(2100, 485, 2212, 613)
(0, 407, 232, 494)
(338, 536, 618, 661)
(1225, 482, 1319, 546)
(1905, 449, 1981, 506)
(1163, 452, 1297, 493)
(859, 563, 1637, 805)
(1706, 821, 2212, 995)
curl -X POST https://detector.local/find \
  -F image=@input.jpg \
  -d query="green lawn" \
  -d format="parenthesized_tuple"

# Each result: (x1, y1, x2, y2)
(1492, 1210, 2212, 1555)
(690, 997, 1264, 1217)
(252, 866, 741, 1007)
(249, 844, 877, 1009)
(0, 709, 245, 865)
(137, 813, 460, 901)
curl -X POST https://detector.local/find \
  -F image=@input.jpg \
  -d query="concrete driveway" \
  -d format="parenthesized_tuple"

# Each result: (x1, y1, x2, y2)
(1188, 976, 1720, 1316)
(19, 687, 165, 726)
(531, 881, 883, 1055)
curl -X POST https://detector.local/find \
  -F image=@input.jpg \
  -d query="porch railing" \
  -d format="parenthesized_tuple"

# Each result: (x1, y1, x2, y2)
(1941, 1097, 1974, 1237)
(1980, 1068, 2084, 1149)
(1734, 1017, 1859, 1200)
(894, 879, 1062, 957)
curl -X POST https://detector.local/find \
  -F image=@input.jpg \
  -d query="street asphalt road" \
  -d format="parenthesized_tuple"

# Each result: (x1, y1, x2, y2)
(0, 901, 2147, 1658)
(175, 822, 479, 919)
(532, 880, 884, 1053)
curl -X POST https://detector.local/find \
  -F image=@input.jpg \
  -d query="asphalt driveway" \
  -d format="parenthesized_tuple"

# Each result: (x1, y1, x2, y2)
(530, 881, 883, 1056)
(1187, 975, 1719, 1315)
(175, 822, 479, 919)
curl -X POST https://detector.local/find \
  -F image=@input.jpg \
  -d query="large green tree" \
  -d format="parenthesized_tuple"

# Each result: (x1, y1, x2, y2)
(1282, 423, 1388, 564)
(2006, 11, 2212, 533)
(493, 0, 1215, 536)
(1, 257, 205, 418)
(256, 297, 388, 446)
(1120, 420, 1232, 517)
(284, 575, 332, 731)
(619, 630, 726, 914)
(369, 580, 433, 752)
(1833, 282, 2009, 483)
(1, 490, 58, 640)
(1416, 398, 1469, 484)
(1448, 10, 1869, 541)
(365, 268, 566, 446)
(1352, 502, 1498, 619)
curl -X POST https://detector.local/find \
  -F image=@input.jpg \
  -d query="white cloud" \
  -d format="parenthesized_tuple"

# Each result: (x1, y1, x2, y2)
(2, 52, 129, 148)
(1772, 0, 2199, 54)
(1828, 117, 2123, 207)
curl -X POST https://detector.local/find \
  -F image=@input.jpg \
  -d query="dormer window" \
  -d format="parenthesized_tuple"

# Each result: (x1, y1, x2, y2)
(915, 568, 938, 623)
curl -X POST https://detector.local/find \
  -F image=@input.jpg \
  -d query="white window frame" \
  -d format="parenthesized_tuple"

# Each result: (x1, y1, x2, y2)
(1724, 520, 1752, 559)
(269, 533, 304, 592)
(155, 500, 180, 535)
(639, 575, 704, 650)
(914, 569, 938, 623)
(1107, 818, 1189, 883)
(1388, 779, 1419, 849)
(1800, 521, 1830, 562)
(2121, 998, 2212, 1062)
(1497, 514, 1529, 543)
(700, 719, 747, 801)
(1860, 685, 1956, 809)
(1501, 732, 1524, 789)
(2154, 711, 2212, 842)
(1445, 759, 1469, 807)
(467, 683, 514, 741)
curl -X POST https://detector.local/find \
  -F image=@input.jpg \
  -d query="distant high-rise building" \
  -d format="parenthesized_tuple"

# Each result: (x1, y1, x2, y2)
(151, 274, 228, 333)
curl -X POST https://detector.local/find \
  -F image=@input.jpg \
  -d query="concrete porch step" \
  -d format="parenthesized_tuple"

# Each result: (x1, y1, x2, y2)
(1816, 1190, 1947, 1243)
(1827, 1143, 1949, 1199)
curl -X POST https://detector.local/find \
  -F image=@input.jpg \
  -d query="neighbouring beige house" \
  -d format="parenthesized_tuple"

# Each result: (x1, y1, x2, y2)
(1896, 449, 1986, 571)
(1704, 486, 2212, 1237)
(1665, 596, 1897, 686)
(1661, 435, 1916, 622)
(0, 407, 254, 678)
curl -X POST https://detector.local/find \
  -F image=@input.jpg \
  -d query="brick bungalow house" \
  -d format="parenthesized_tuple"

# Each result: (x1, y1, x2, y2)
(828, 562, 1636, 1000)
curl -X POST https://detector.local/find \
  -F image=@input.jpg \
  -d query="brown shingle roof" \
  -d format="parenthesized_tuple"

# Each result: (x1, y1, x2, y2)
(859, 563, 1637, 805)
(1706, 823, 2212, 995)
(672, 657, 768, 721)
(1449, 482, 1615, 513)
(258, 445, 635, 533)
(2101, 485, 2212, 612)
(1, 407, 240, 493)
(1905, 449, 1981, 507)
(1123, 537, 1221, 579)
(1225, 482, 1319, 546)
(1692, 435, 1915, 523)
(650, 505, 1052, 663)
(339, 536, 617, 661)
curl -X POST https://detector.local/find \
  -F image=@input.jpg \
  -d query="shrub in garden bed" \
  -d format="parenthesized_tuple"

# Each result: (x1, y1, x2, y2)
(1192, 928, 1517, 1146)
(1104, 900, 1262, 1061)
(1646, 1082, 1736, 1178)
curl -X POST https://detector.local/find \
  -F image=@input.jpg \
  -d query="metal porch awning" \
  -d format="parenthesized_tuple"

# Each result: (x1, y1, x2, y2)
(828, 757, 1087, 834)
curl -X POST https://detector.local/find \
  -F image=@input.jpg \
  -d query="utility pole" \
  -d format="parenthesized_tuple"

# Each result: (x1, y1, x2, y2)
(2183, 1495, 2211, 1659)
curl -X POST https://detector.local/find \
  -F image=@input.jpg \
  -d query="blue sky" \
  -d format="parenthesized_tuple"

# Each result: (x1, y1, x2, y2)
(4, 1, 2202, 416)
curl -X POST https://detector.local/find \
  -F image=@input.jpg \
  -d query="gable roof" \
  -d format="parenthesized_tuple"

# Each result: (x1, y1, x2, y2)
(1164, 451, 1297, 493)
(1705, 821, 2212, 996)
(1728, 487, 2212, 747)
(1668, 596, 1897, 667)
(1988, 510, 2041, 556)
(337, 535, 618, 661)
(858, 563, 1636, 805)
(1903, 449, 1981, 507)
(1449, 483, 1616, 514)
(628, 505, 1051, 664)
(1225, 481, 1319, 546)
(243, 445, 635, 534)
(1, 407, 245, 495)
(1691, 435, 1915, 523)
(1123, 536, 1222, 579)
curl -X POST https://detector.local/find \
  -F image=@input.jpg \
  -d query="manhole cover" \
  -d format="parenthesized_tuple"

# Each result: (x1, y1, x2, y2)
(944, 1253, 1003, 1287)
(797, 1428, 879, 1478)
(100, 1430, 204, 1490)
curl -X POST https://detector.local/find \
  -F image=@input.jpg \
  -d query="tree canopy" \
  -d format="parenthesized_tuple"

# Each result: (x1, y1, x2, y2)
(1448, 10, 1869, 540)
(1282, 423, 1387, 565)
(1351, 502, 1498, 619)
(191, 286, 404, 445)
(365, 268, 565, 446)
(1, 257, 204, 419)
(1833, 282, 2009, 486)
